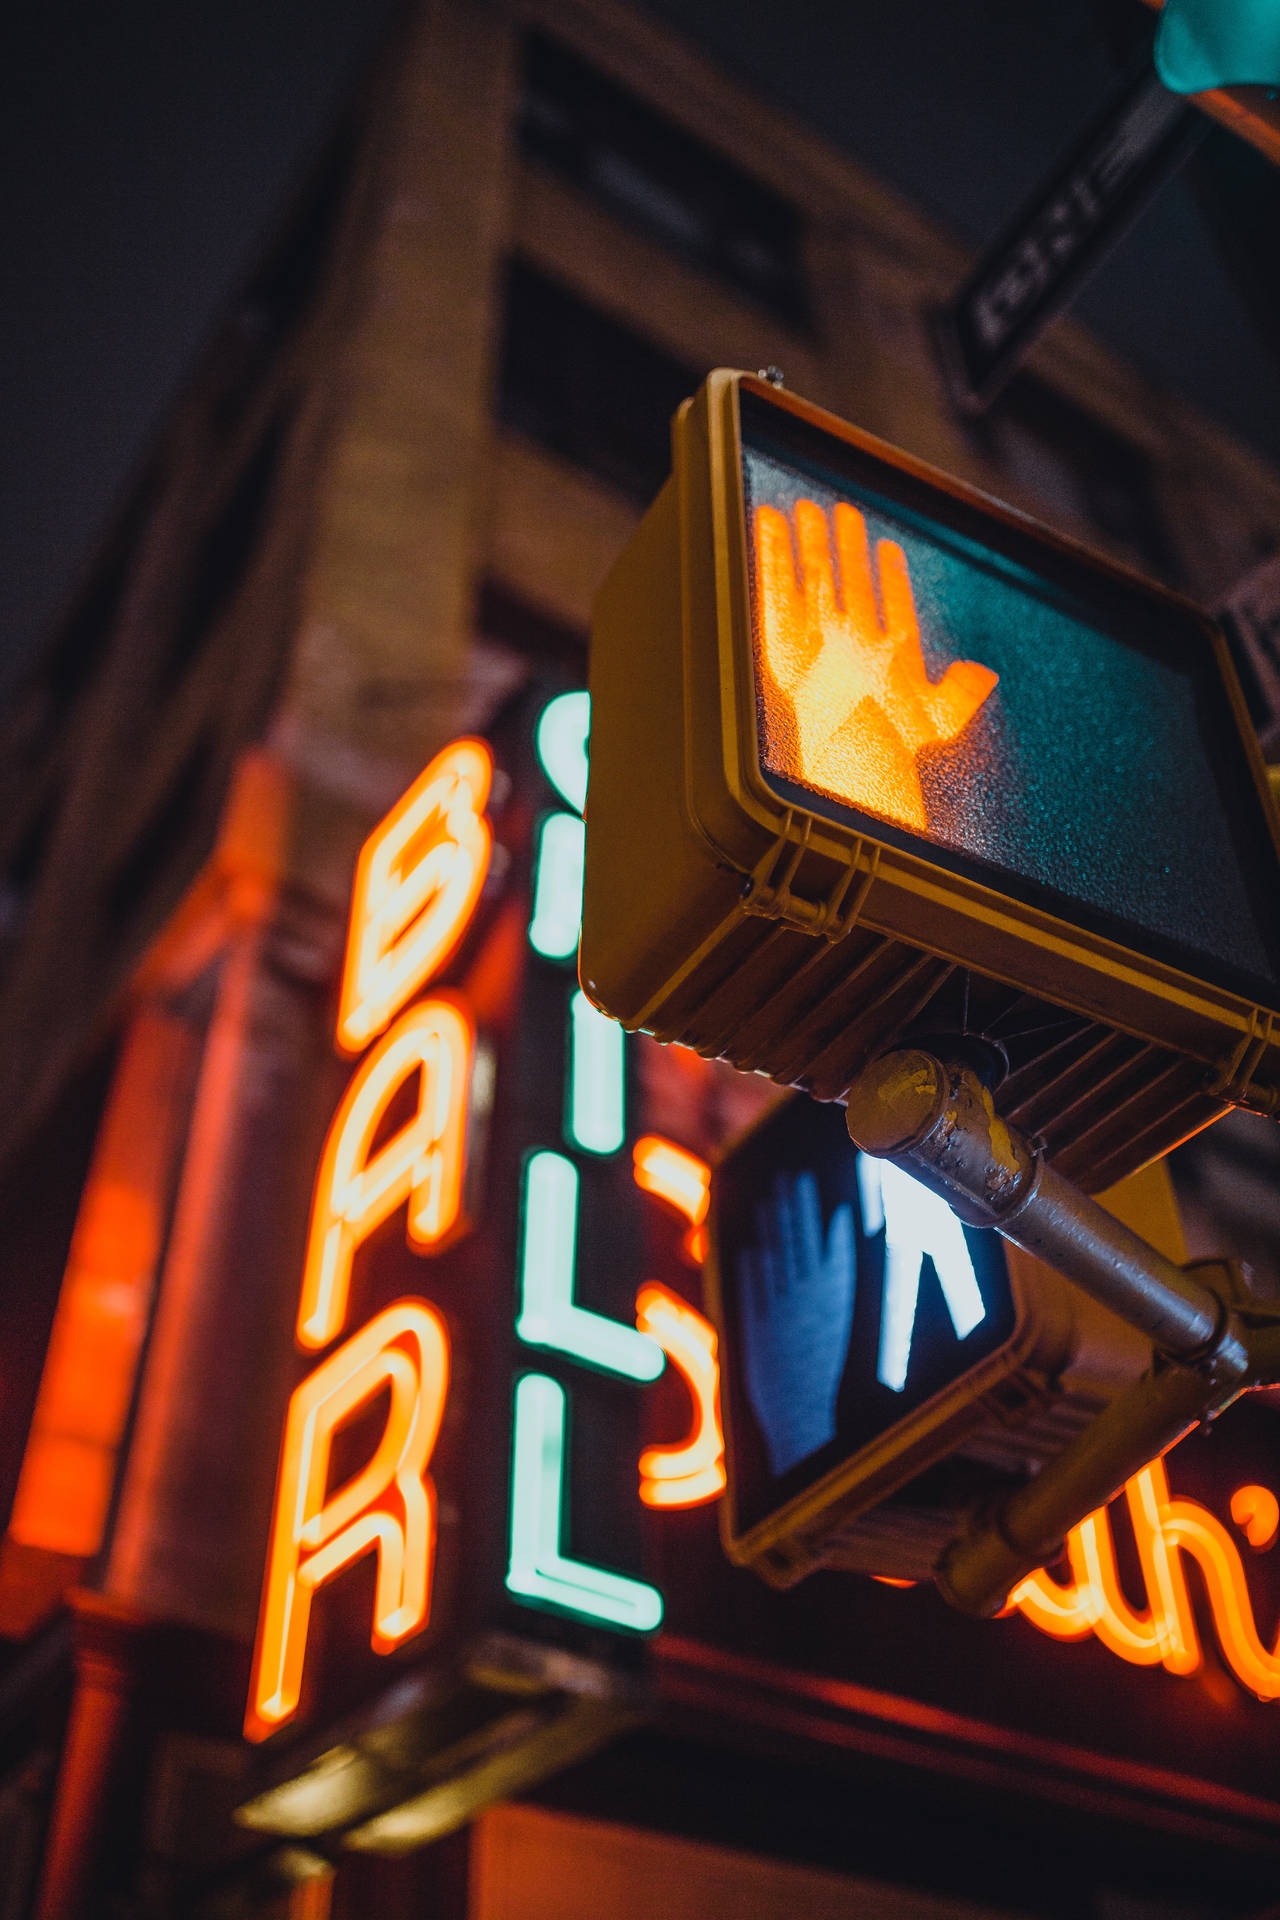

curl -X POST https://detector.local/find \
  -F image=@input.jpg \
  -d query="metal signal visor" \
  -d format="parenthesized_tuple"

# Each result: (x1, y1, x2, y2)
(581, 370, 1280, 1191)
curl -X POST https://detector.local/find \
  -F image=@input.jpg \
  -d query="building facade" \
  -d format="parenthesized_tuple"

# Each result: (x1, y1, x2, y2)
(3, 2, 1280, 1914)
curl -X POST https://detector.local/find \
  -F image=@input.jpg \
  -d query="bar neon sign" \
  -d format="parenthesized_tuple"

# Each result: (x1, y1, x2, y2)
(247, 740, 489, 1740)
(249, 695, 1280, 1741)
(247, 709, 722, 1742)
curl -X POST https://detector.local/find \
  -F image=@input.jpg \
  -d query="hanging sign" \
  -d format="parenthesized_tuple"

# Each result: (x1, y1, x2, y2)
(937, 67, 1204, 410)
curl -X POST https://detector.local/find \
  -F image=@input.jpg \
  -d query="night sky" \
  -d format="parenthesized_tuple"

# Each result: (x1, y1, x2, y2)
(3, 0, 1278, 694)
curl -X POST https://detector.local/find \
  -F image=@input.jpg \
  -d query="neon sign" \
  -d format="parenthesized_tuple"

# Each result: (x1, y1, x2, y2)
(630, 1137, 723, 1508)
(636, 1285, 724, 1509)
(337, 738, 492, 1054)
(511, 683, 726, 1609)
(249, 698, 722, 1741)
(257, 691, 1280, 1743)
(1011, 1455, 1280, 1700)
(298, 996, 473, 1351)
(517, 1150, 664, 1383)
(248, 741, 486, 1741)
(568, 990, 626, 1156)
(247, 1300, 449, 1739)
(507, 1373, 662, 1631)
(633, 1135, 711, 1266)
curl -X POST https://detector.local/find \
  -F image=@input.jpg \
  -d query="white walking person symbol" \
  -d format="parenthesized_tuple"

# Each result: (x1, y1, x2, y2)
(857, 1156, 987, 1393)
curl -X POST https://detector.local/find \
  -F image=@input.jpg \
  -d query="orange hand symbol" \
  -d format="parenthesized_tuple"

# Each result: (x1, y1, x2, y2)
(753, 500, 998, 832)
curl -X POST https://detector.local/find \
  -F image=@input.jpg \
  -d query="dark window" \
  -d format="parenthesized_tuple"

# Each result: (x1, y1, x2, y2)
(476, 579, 586, 673)
(5, 790, 61, 900)
(38, 471, 161, 727)
(212, 114, 359, 432)
(519, 31, 813, 332)
(498, 260, 701, 503)
(0, 1041, 119, 1548)
(158, 402, 295, 700)
(105, 727, 220, 930)
(968, 373, 1178, 585)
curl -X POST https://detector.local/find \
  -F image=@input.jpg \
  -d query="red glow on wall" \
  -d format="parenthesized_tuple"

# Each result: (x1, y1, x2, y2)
(7, 1011, 195, 1563)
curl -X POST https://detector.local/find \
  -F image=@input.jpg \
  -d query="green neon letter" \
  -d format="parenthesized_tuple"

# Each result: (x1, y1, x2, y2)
(536, 691, 590, 815)
(528, 812, 585, 961)
(517, 1151, 662, 1380)
(506, 1373, 663, 1631)
(568, 990, 625, 1157)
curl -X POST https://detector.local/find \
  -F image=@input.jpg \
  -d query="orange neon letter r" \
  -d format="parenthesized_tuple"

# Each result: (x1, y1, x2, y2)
(337, 738, 492, 1055)
(246, 1298, 449, 1741)
(298, 997, 473, 1351)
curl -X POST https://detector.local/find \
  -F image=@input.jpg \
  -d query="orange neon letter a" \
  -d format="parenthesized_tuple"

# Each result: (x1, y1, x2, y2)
(298, 997, 472, 1350)
(337, 738, 492, 1055)
(247, 1299, 448, 1741)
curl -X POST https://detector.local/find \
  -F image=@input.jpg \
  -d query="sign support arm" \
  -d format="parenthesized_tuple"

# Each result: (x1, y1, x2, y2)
(846, 1047, 1271, 1615)
(936, 1349, 1216, 1616)
(845, 1049, 1231, 1358)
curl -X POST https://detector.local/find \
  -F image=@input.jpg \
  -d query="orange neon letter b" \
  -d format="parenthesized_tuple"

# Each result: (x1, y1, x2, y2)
(337, 738, 492, 1054)
(247, 1299, 449, 1741)
(297, 997, 472, 1351)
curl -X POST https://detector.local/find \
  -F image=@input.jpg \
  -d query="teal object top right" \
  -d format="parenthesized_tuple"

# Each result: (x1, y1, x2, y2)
(1155, 0, 1280, 93)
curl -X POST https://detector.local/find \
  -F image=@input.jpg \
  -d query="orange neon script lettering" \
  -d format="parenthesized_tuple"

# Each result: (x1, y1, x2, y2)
(337, 738, 492, 1054)
(1013, 1483, 1195, 1672)
(1011, 1457, 1280, 1699)
(633, 1134, 712, 1265)
(1231, 1483, 1279, 1549)
(298, 997, 473, 1350)
(636, 1284, 725, 1508)
(247, 1298, 449, 1740)
(753, 500, 997, 832)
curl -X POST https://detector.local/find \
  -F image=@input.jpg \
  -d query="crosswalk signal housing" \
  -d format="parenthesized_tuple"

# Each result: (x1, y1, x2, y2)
(580, 370, 1280, 1193)
(706, 1093, 1172, 1587)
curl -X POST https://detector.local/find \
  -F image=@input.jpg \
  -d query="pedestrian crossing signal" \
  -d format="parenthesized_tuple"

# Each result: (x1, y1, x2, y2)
(707, 1092, 1170, 1587)
(581, 370, 1280, 1193)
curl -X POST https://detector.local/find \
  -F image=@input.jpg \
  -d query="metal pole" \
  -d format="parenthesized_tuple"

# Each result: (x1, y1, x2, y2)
(845, 1046, 1255, 1614)
(935, 1361, 1215, 1616)
(845, 1049, 1231, 1362)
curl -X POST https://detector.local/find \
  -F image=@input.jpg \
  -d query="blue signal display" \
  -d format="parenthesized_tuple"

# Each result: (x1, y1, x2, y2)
(714, 1093, 1016, 1532)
